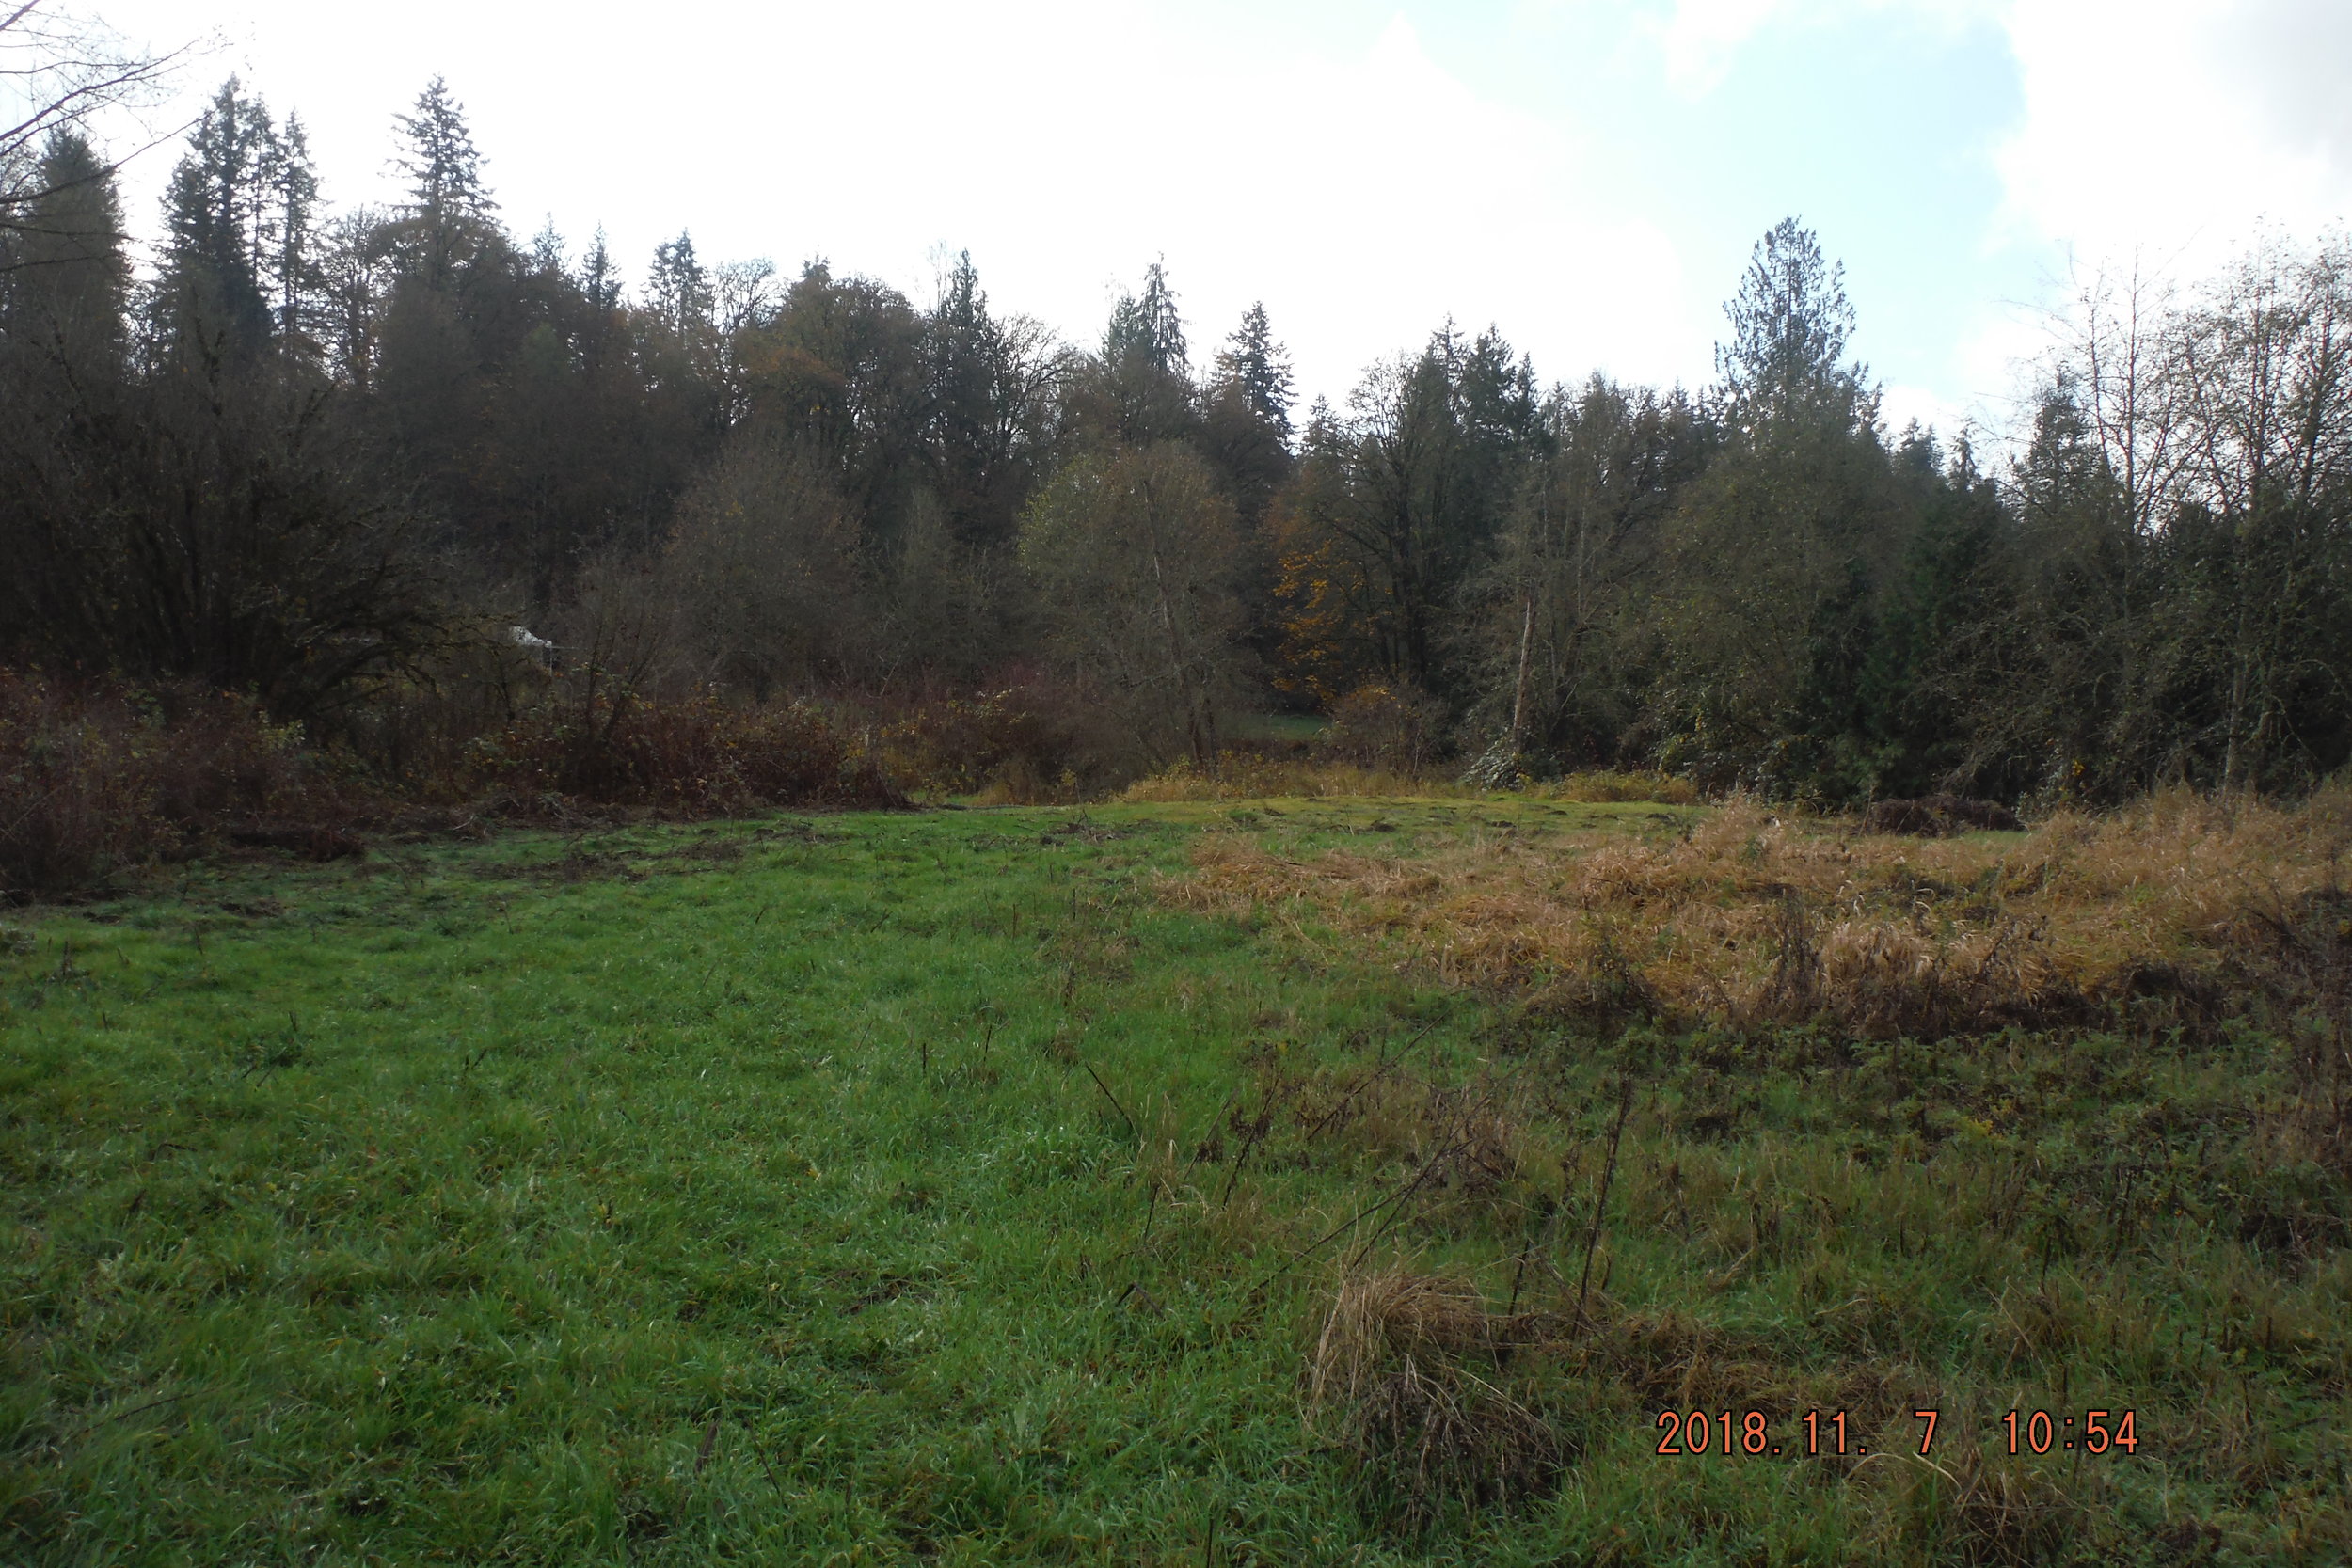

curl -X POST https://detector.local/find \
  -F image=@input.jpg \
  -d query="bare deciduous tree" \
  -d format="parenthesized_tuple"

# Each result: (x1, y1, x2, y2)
(1, 2, 189, 265)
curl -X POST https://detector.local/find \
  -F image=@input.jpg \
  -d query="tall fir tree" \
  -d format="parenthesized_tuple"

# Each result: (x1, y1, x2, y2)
(1214, 301, 1294, 437)
(155, 77, 281, 351)
(390, 76, 496, 287)
(3, 129, 129, 371)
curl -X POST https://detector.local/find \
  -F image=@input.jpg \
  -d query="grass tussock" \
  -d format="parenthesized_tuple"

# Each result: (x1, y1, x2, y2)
(1118, 756, 1467, 802)
(1537, 770, 1703, 806)
(1307, 1262, 1565, 1529)
(1173, 790, 2352, 1039)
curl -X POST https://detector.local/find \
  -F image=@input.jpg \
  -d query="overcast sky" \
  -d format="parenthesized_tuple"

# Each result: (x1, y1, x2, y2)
(73, 0, 2352, 440)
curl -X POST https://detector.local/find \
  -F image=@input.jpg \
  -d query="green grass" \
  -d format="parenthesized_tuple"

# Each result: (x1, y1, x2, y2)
(2, 800, 2346, 1564)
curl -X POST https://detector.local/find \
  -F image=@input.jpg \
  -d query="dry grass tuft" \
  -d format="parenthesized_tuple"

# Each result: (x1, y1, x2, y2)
(1306, 1262, 1565, 1528)
(1172, 790, 2352, 1039)
(1276, 1061, 1538, 1196)
(1540, 771, 1703, 806)
(1116, 758, 1702, 805)
(1117, 757, 1467, 802)
(1859, 1434, 2097, 1567)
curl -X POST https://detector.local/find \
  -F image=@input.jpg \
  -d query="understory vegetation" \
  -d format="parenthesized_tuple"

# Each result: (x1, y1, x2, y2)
(4, 799, 2347, 1563)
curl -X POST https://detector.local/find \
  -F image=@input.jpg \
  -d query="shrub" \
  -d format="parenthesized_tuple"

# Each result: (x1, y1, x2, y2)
(873, 678, 1109, 803)
(0, 671, 324, 898)
(1318, 683, 1448, 771)
(465, 689, 903, 814)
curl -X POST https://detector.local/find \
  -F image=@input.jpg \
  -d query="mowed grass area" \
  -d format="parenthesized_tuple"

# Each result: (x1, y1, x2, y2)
(1, 799, 2346, 1564)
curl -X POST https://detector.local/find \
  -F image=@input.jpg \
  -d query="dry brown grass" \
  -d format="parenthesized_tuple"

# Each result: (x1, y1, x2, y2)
(1117, 758, 1465, 802)
(1169, 790, 2352, 1039)
(1842, 1419, 2113, 1568)
(1306, 1261, 1565, 1528)
(1116, 758, 1702, 805)
(1540, 770, 1704, 806)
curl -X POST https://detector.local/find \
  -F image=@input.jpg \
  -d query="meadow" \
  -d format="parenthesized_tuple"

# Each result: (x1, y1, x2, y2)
(2, 796, 2346, 1565)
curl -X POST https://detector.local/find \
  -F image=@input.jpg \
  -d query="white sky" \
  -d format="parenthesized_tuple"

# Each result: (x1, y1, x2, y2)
(65, 0, 2352, 442)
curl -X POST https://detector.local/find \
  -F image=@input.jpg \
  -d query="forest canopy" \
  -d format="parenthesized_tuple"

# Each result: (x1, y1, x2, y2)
(6, 60, 2351, 812)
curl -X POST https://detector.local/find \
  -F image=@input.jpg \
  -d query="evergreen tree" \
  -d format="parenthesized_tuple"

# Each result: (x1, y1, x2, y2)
(647, 230, 712, 337)
(266, 112, 321, 350)
(390, 76, 496, 287)
(1104, 259, 1186, 376)
(1648, 219, 1907, 792)
(580, 228, 621, 312)
(925, 250, 1021, 544)
(155, 77, 281, 351)
(1715, 216, 1868, 435)
(529, 216, 565, 276)
(1213, 301, 1294, 436)
(1269, 324, 1546, 700)
(3, 129, 128, 370)
(1085, 260, 1195, 446)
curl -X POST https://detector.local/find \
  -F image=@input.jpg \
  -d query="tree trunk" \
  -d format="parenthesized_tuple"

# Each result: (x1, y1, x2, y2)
(1508, 586, 1535, 754)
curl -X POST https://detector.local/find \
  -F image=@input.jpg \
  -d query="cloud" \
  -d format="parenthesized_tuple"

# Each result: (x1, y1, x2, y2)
(1991, 0, 2352, 271)
(1652, 0, 1788, 94)
(89, 1, 1715, 404)
(1638, 0, 2002, 96)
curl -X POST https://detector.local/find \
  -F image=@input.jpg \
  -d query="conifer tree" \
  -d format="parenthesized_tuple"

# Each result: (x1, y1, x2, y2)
(267, 112, 321, 350)
(390, 76, 496, 286)
(1089, 260, 1195, 445)
(3, 129, 129, 370)
(1214, 301, 1294, 437)
(1104, 260, 1186, 376)
(1714, 216, 1869, 434)
(155, 77, 280, 350)
(647, 230, 712, 337)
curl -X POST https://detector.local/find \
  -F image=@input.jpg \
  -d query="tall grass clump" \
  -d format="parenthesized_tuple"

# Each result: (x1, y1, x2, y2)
(1307, 1261, 1565, 1530)
(1119, 756, 1464, 802)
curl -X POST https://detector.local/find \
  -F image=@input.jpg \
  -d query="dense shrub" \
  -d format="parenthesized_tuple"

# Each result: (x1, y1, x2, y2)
(465, 689, 904, 813)
(874, 676, 1117, 802)
(0, 672, 324, 897)
(1318, 683, 1448, 772)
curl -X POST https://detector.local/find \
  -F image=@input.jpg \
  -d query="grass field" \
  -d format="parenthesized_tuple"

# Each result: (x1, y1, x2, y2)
(2, 799, 2346, 1564)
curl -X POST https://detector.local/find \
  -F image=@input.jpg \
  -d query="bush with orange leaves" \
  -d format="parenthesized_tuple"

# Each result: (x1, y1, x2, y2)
(1170, 791, 2352, 1040)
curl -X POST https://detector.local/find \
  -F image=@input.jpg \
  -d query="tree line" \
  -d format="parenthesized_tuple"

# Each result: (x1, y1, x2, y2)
(5, 70, 2350, 805)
